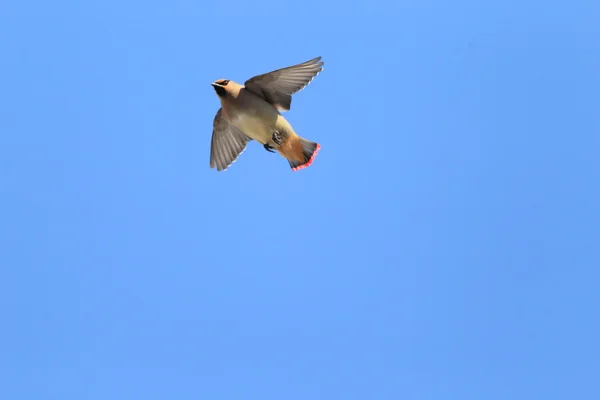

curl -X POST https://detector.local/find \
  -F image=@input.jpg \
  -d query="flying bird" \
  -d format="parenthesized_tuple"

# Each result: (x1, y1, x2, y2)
(209, 56, 324, 172)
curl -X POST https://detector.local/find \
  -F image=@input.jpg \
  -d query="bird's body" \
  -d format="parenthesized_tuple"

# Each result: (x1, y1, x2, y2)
(208, 56, 324, 172)
(220, 87, 287, 145)
(218, 88, 305, 164)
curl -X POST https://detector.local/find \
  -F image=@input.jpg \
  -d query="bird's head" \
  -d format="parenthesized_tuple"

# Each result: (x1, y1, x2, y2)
(211, 79, 241, 98)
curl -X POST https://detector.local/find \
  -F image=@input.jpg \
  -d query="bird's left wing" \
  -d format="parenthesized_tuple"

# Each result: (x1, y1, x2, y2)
(244, 56, 324, 112)
(210, 108, 252, 171)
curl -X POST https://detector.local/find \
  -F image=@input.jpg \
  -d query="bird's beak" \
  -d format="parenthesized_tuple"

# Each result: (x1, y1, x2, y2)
(211, 82, 218, 87)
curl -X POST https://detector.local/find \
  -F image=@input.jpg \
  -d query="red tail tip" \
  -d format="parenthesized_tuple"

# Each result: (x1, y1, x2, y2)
(291, 143, 321, 172)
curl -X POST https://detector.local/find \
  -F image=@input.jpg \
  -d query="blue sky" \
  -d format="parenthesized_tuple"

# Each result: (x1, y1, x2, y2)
(2, 1, 599, 399)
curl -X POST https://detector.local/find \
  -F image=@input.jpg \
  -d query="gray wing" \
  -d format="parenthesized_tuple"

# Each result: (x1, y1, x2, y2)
(244, 56, 324, 111)
(210, 108, 252, 171)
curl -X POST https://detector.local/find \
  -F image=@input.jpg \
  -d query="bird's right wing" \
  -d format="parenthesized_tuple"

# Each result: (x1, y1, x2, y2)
(210, 108, 252, 171)
(244, 56, 324, 112)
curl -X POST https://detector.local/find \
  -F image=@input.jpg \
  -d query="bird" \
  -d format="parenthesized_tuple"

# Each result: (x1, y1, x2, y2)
(209, 56, 324, 172)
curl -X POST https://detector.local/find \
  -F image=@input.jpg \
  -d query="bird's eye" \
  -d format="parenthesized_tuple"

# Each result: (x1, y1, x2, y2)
(219, 80, 230, 86)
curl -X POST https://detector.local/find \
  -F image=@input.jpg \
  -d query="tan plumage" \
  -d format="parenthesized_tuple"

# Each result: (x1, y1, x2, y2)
(209, 56, 324, 172)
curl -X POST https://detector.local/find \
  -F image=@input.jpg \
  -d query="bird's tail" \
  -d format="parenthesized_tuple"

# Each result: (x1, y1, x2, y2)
(282, 136, 321, 171)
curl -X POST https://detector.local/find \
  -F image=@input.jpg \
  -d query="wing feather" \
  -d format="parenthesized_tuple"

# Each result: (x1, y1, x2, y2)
(209, 108, 252, 171)
(244, 56, 324, 111)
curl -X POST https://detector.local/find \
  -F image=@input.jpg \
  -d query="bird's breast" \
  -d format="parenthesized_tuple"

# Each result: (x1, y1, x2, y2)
(229, 110, 283, 144)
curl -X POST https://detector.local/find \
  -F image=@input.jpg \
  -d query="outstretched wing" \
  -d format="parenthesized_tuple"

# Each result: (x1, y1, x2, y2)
(244, 56, 324, 111)
(210, 108, 252, 171)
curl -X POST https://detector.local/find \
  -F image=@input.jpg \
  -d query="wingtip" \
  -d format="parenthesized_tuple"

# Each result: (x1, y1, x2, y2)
(307, 56, 323, 65)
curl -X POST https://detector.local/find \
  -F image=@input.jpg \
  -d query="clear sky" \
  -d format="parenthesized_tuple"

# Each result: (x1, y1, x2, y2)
(2, 1, 599, 399)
